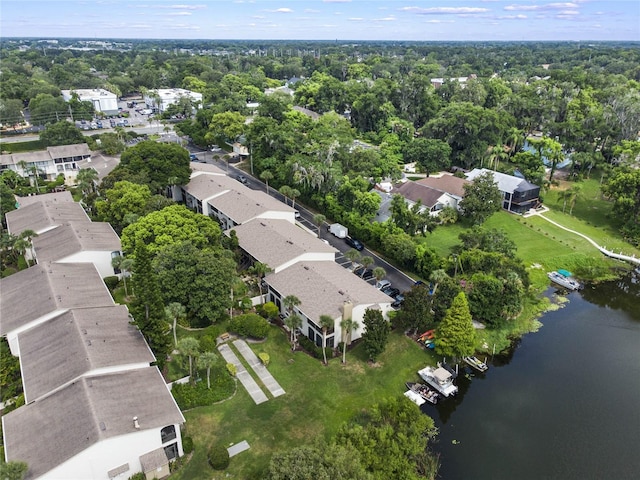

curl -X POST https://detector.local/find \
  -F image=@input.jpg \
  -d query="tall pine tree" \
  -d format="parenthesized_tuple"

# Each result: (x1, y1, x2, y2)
(130, 242, 171, 365)
(435, 291, 476, 359)
(361, 309, 390, 362)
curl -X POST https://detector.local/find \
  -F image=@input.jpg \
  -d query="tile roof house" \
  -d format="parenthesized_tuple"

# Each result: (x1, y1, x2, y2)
(466, 168, 541, 214)
(6, 195, 89, 236)
(0, 262, 114, 355)
(2, 367, 185, 480)
(229, 219, 337, 273)
(265, 261, 393, 347)
(31, 221, 122, 278)
(17, 305, 154, 403)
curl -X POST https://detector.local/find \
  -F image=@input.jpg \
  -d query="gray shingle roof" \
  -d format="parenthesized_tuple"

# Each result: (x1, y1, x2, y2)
(466, 168, 538, 194)
(392, 181, 444, 208)
(2, 367, 184, 480)
(230, 219, 336, 270)
(265, 261, 393, 322)
(183, 173, 235, 202)
(32, 221, 121, 263)
(14, 191, 73, 207)
(0, 263, 114, 336)
(208, 188, 293, 224)
(416, 174, 470, 198)
(6, 198, 89, 236)
(18, 305, 155, 403)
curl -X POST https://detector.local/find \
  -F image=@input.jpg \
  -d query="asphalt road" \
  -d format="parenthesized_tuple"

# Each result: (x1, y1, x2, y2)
(190, 146, 418, 296)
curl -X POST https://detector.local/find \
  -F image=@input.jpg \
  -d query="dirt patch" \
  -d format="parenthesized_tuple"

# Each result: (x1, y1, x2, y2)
(341, 362, 365, 374)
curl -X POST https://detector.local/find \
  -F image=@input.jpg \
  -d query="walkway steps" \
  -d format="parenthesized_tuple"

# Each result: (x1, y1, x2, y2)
(233, 340, 286, 398)
(217, 344, 268, 405)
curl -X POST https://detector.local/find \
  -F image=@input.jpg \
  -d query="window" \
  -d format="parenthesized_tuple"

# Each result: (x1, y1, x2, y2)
(164, 442, 178, 461)
(161, 425, 177, 444)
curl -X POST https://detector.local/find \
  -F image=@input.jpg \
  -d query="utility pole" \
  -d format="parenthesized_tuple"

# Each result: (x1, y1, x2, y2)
(68, 105, 74, 122)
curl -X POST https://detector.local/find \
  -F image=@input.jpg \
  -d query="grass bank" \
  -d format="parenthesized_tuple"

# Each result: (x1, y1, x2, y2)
(170, 327, 435, 480)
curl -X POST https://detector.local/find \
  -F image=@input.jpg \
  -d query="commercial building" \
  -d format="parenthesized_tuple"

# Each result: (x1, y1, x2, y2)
(61, 88, 118, 115)
(143, 88, 203, 113)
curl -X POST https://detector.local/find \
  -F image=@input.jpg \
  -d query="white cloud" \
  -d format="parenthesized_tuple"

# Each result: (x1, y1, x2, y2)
(165, 11, 192, 16)
(323, 0, 351, 3)
(504, 3, 578, 12)
(425, 19, 455, 23)
(348, 17, 364, 21)
(499, 14, 528, 19)
(304, 9, 320, 13)
(375, 16, 396, 22)
(265, 8, 293, 13)
(400, 6, 489, 15)
(158, 3, 206, 9)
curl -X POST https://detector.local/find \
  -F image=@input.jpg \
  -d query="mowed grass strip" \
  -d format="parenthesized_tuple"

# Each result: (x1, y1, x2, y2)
(171, 326, 433, 480)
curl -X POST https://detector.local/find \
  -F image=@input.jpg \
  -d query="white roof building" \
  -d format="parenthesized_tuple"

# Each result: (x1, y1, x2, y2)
(144, 88, 203, 113)
(61, 89, 118, 115)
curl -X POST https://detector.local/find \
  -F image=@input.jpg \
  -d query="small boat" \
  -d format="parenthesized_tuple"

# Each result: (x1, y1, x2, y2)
(547, 270, 582, 291)
(406, 382, 439, 404)
(463, 356, 489, 373)
(418, 365, 458, 397)
(404, 389, 426, 406)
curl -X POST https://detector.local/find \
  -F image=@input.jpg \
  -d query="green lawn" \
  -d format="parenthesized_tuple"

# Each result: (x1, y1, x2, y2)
(170, 327, 435, 480)
(0, 139, 46, 153)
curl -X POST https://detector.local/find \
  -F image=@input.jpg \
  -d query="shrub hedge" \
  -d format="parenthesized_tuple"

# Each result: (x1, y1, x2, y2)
(228, 313, 269, 339)
(171, 367, 235, 409)
(298, 335, 332, 360)
(208, 444, 230, 470)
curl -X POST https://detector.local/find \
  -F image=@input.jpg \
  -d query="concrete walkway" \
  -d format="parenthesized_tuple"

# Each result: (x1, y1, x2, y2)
(526, 210, 640, 267)
(233, 340, 286, 398)
(217, 344, 268, 405)
(227, 440, 250, 457)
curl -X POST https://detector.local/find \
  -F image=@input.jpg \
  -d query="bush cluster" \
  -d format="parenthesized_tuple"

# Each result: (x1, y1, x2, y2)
(171, 367, 235, 409)
(103, 275, 119, 291)
(229, 313, 269, 339)
(208, 444, 230, 470)
(182, 436, 194, 455)
(298, 335, 332, 360)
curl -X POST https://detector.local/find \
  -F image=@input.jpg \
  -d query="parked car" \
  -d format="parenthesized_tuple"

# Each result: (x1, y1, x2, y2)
(235, 174, 248, 184)
(376, 279, 391, 290)
(109, 119, 116, 128)
(294, 210, 301, 219)
(391, 294, 404, 309)
(345, 236, 364, 251)
(189, 154, 200, 162)
(353, 266, 373, 280)
(382, 286, 400, 298)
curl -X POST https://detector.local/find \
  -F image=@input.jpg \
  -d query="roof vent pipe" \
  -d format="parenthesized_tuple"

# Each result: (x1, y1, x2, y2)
(133, 416, 140, 429)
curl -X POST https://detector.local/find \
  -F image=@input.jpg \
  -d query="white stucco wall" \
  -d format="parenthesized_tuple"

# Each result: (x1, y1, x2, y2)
(56, 251, 118, 279)
(37, 425, 183, 480)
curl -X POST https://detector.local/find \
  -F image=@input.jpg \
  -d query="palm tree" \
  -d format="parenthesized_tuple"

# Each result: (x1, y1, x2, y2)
(165, 302, 186, 348)
(111, 256, 134, 296)
(360, 256, 374, 276)
(345, 249, 362, 270)
(18, 229, 37, 263)
(289, 188, 301, 209)
(373, 267, 386, 283)
(249, 262, 272, 303)
(177, 337, 200, 378)
(313, 213, 326, 237)
(568, 184, 582, 215)
(279, 185, 293, 205)
(284, 314, 302, 350)
(340, 318, 359, 364)
(197, 351, 219, 389)
(430, 269, 449, 296)
(319, 314, 334, 365)
(260, 170, 274, 195)
(76, 167, 98, 198)
(557, 188, 572, 213)
(283, 295, 302, 348)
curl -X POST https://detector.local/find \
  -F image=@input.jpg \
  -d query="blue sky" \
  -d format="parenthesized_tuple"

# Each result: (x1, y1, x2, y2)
(2, 1, 639, 41)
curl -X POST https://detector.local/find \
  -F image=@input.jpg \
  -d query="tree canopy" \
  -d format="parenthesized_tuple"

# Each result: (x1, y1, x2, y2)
(434, 291, 476, 359)
(121, 204, 222, 255)
(117, 140, 191, 193)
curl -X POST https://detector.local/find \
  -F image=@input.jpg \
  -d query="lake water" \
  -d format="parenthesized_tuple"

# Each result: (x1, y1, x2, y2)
(430, 269, 640, 480)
